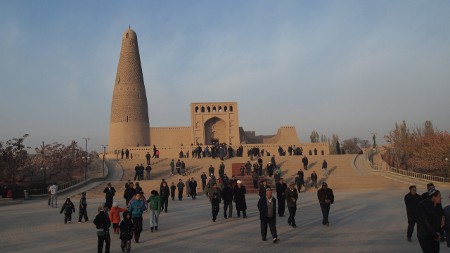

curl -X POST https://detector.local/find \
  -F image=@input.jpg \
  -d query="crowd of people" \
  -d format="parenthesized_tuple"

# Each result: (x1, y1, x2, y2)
(404, 183, 450, 252)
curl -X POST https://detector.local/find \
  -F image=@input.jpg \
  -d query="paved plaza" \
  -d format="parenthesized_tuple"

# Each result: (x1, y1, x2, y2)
(2, 187, 446, 253)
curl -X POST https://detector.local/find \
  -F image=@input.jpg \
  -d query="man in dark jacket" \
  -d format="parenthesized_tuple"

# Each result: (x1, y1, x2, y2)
(222, 183, 233, 219)
(78, 192, 89, 223)
(201, 172, 207, 191)
(311, 171, 318, 188)
(209, 183, 221, 222)
(103, 183, 116, 210)
(234, 180, 247, 218)
(302, 156, 308, 170)
(123, 183, 135, 206)
(317, 182, 334, 226)
(257, 188, 279, 243)
(94, 203, 111, 253)
(160, 181, 170, 212)
(189, 178, 198, 199)
(285, 182, 298, 227)
(259, 180, 269, 198)
(276, 178, 287, 217)
(404, 185, 422, 241)
(416, 188, 442, 253)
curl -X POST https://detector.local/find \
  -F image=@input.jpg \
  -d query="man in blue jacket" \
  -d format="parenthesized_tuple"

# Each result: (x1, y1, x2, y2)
(128, 193, 147, 243)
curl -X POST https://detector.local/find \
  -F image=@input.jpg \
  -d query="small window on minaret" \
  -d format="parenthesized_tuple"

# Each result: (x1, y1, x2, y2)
(126, 33, 128, 38)
(230, 106, 233, 112)
(126, 116, 128, 122)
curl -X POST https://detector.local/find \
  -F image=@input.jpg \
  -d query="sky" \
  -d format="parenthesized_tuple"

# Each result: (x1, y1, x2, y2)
(1, 0, 450, 152)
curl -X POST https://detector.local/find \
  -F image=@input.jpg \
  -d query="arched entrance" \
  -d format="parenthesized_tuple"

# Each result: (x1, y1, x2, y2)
(204, 117, 226, 145)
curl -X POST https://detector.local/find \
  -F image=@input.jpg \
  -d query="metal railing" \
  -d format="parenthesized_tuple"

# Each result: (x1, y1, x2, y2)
(29, 178, 84, 195)
(385, 167, 449, 183)
(365, 153, 449, 183)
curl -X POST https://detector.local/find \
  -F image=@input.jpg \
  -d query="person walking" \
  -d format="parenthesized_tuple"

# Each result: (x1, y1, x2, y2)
(234, 180, 247, 218)
(170, 182, 176, 201)
(145, 165, 152, 180)
(49, 182, 58, 208)
(322, 160, 328, 177)
(285, 182, 298, 227)
(189, 178, 198, 200)
(109, 202, 126, 234)
(128, 193, 147, 243)
(147, 190, 161, 232)
(311, 171, 318, 188)
(170, 159, 175, 176)
(119, 211, 133, 253)
(404, 185, 422, 242)
(145, 152, 151, 165)
(276, 178, 287, 217)
(177, 179, 185, 201)
(160, 181, 170, 212)
(221, 183, 233, 219)
(60, 198, 75, 224)
(103, 183, 116, 210)
(302, 156, 308, 170)
(296, 169, 305, 192)
(252, 170, 259, 189)
(317, 182, 334, 226)
(209, 182, 221, 222)
(78, 192, 89, 223)
(257, 188, 279, 243)
(416, 188, 443, 253)
(259, 179, 269, 198)
(201, 172, 207, 191)
(94, 204, 111, 253)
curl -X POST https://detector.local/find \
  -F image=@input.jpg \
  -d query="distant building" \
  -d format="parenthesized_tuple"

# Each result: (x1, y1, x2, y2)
(108, 28, 328, 157)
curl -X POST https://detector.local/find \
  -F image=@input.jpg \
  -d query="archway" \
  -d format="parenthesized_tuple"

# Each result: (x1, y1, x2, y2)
(204, 117, 226, 145)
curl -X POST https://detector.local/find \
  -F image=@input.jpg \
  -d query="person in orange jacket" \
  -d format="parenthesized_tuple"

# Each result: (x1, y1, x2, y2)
(109, 202, 127, 234)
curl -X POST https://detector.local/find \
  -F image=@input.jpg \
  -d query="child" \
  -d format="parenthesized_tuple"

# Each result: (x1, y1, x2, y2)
(60, 198, 75, 224)
(120, 211, 133, 253)
(170, 182, 176, 200)
(109, 202, 127, 234)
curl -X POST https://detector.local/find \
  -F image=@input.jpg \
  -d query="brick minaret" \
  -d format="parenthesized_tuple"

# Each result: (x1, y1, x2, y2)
(109, 28, 150, 152)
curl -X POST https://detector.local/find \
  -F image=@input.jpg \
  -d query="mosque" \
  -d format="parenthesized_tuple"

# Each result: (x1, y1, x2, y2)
(108, 28, 329, 157)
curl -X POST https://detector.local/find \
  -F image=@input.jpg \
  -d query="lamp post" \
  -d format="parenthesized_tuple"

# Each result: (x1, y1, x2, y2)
(82, 137, 90, 180)
(40, 167, 48, 185)
(445, 157, 448, 182)
(101, 145, 108, 177)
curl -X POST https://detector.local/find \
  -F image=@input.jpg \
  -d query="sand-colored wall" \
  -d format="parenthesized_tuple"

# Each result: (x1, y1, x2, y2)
(261, 126, 301, 145)
(149, 126, 192, 147)
(106, 142, 330, 160)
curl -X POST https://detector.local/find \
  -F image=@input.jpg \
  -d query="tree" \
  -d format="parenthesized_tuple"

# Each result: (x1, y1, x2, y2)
(342, 138, 363, 154)
(329, 134, 339, 154)
(383, 120, 450, 175)
(310, 131, 320, 143)
(0, 134, 30, 183)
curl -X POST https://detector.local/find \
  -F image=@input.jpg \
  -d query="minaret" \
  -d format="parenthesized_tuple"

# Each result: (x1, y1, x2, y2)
(109, 28, 150, 152)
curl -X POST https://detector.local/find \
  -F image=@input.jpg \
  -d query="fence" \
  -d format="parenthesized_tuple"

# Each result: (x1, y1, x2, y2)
(365, 153, 449, 183)
(28, 178, 84, 195)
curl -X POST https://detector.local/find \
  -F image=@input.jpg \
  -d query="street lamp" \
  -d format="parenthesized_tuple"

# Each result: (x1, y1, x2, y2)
(40, 167, 48, 185)
(101, 145, 108, 177)
(445, 157, 448, 182)
(82, 137, 90, 180)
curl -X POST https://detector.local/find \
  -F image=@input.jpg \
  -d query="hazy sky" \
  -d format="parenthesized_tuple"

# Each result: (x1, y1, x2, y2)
(1, 1, 449, 152)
